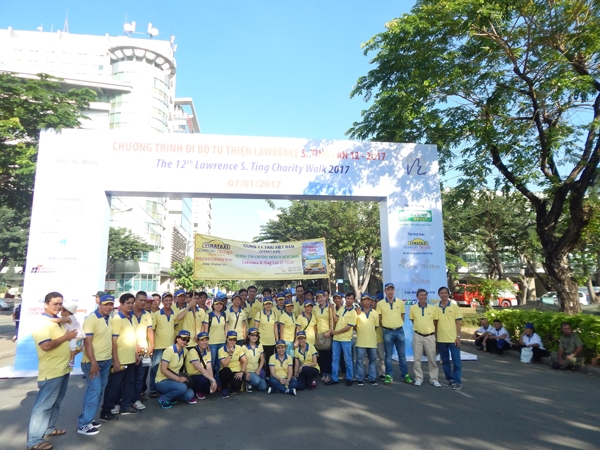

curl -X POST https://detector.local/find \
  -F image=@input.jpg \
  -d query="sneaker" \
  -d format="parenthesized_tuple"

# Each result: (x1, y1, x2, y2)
(309, 381, 317, 390)
(267, 387, 272, 394)
(110, 405, 120, 415)
(77, 424, 100, 436)
(221, 389, 229, 399)
(453, 384, 462, 391)
(356, 380, 364, 386)
(133, 400, 146, 410)
(231, 390, 238, 395)
(149, 391, 158, 398)
(99, 413, 119, 422)
(324, 379, 339, 385)
(139, 394, 148, 402)
(121, 407, 140, 415)
(370, 380, 378, 386)
(168, 399, 178, 405)
(91, 421, 101, 428)
(379, 375, 386, 381)
(384, 375, 392, 385)
(447, 381, 455, 388)
(414, 379, 423, 386)
(289, 388, 297, 396)
(188, 397, 197, 404)
(346, 379, 353, 386)
(195, 391, 206, 400)
(158, 397, 172, 409)
(430, 380, 442, 388)
(483, 346, 488, 352)
(68, 360, 75, 368)
(403, 374, 414, 385)
(246, 384, 253, 393)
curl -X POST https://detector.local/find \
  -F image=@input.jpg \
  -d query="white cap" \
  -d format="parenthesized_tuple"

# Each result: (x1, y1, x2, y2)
(63, 302, 78, 315)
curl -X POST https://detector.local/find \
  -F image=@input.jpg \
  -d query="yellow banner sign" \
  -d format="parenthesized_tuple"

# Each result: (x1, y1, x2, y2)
(194, 234, 328, 280)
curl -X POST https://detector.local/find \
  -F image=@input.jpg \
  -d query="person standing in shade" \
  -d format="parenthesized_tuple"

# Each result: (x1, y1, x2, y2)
(27, 292, 78, 450)
(326, 292, 357, 387)
(268, 340, 298, 395)
(243, 328, 267, 392)
(131, 291, 154, 407)
(77, 295, 115, 434)
(294, 331, 320, 390)
(277, 299, 297, 358)
(155, 330, 195, 409)
(410, 289, 441, 388)
(376, 283, 413, 385)
(436, 287, 463, 390)
(355, 293, 379, 386)
(296, 298, 317, 346)
(254, 296, 277, 366)
(185, 332, 217, 400)
(218, 331, 247, 398)
(149, 293, 176, 398)
(101, 293, 140, 417)
(227, 293, 247, 344)
(314, 291, 334, 383)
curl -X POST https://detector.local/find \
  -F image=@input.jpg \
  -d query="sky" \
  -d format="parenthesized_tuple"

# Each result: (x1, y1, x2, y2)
(1, 0, 417, 241)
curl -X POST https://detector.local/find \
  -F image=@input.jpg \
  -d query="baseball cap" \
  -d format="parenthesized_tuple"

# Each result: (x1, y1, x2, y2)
(231, 293, 242, 301)
(276, 292, 285, 300)
(332, 292, 344, 298)
(284, 299, 294, 306)
(226, 330, 238, 340)
(63, 302, 78, 314)
(94, 290, 106, 297)
(524, 323, 534, 329)
(262, 296, 273, 304)
(296, 330, 307, 338)
(248, 327, 259, 335)
(284, 289, 293, 296)
(162, 292, 173, 299)
(304, 299, 315, 306)
(177, 330, 191, 338)
(361, 292, 373, 300)
(275, 340, 286, 347)
(197, 331, 209, 340)
(384, 283, 395, 289)
(174, 289, 186, 297)
(100, 294, 115, 304)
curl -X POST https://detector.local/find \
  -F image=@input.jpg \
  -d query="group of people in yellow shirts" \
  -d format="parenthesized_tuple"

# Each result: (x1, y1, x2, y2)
(26, 283, 463, 450)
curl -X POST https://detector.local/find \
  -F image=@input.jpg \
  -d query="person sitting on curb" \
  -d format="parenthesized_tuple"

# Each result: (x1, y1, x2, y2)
(486, 319, 511, 355)
(550, 322, 584, 370)
(518, 323, 548, 364)
(474, 318, 492, 351)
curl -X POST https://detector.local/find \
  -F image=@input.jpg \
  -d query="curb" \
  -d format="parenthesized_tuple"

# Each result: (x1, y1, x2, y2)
(462, 339, 600, 377)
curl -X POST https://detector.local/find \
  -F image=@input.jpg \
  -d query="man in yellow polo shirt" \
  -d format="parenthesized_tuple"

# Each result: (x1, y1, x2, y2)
(325, 292, 357, 386)
(27, 292, 78, 449)
(409, 288, 441, 387)
(355, 293, 379, 386)
(132, 291, 154, 408)
(149, 292, 176, 398)
(277, 299, 296, 358)
(175, 291, 206, 347)
(77, 294, 115, 433)
(436, 286, 463, 390)
(376, 283, 413, 385)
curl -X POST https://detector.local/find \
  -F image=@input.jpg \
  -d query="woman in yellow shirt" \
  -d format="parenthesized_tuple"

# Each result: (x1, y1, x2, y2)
(217, 331, 247, 398)
(255, 296, 277, 364)
(268, 340, 298, 395)
(205, 295, 228, 385)
(156, 330, 194, 409)
(294, 331, 320, 391)
(243, 328, 267, 392)
(185, 332, 217, 400)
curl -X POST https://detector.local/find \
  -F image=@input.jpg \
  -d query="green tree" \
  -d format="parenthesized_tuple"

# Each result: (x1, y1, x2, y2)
(349, 0, 600, 314)
(107, 227, 153, 275)
(169, 257, 208, 292)
(256, 200, 380, 296)
(0, 73, 96, 269)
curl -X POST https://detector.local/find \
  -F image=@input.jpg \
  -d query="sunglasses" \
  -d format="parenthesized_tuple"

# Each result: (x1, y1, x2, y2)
(249, 333, 258, 337)
(227, 337, 237, 341)
(179, 337, 190, 342)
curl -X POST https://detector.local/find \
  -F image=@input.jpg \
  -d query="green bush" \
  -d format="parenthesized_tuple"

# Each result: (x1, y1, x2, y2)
(484, 309, 600, 362)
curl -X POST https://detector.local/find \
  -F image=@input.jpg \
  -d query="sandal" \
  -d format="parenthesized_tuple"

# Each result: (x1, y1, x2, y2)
(44, 429, 66, 437)
(28, 443, 53, 450)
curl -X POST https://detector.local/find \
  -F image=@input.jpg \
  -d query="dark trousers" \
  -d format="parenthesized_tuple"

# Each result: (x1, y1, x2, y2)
(263, 345, 275, 368)
(190, 374, 211, 394)
(101, 364, 136, 414)
(134, 363, 148, 398)
(487, 339, 511, 355)
(297, 366, 320, 390)
(475, 337, 485, 348)
(219, 367, 243, 392)
(318, 348, 332, 375)
(518, 346, 549, 363)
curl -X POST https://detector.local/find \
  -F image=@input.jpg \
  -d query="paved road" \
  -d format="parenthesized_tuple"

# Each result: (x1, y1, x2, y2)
(1, 346, 599, 450)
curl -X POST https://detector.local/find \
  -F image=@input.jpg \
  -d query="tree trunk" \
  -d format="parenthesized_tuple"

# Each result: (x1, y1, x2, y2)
(544, 254, 581, 314)
(488, 238, 505, 279)
(587, 277, 599, 304)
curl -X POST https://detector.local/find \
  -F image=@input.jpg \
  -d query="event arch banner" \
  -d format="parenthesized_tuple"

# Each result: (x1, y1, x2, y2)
(194, 234, 328, 280)
(9, 129, 451, 376)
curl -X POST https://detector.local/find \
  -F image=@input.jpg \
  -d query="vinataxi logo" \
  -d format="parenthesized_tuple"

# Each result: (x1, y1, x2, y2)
(404, 238, 431, 250)
(398, 210, 432, 223)
(197, 240, 233, 255)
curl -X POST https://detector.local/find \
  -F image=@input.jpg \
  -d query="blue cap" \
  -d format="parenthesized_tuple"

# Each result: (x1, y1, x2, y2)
(361, 292, 373, 300)
(384, 283, 395, 289)
(226, 330, 238, 339)
(275, 340, 286, 347)
(276, 292, 285, 300)
(284, 289, 293, 296)
(248, 327, 259, 334)
(262, 296, 273, 304)
(524, 322, 534, 329)
(216, 292, 228, 300)
(99, 294, 115, 304)
(315, 290, 324, 296)
(174, 289, 186, 297)
(376, 293, 384, 300)
(162, 292, 173, 299)
(177, 329, 191, 338)
(304, 299, 315, 306)
(296, 330, 307, 338)
(284, 299, 294, 306)
(231, 293, 241, 301)
(197, 331, 209, 340)
(332, 292, 344, 298)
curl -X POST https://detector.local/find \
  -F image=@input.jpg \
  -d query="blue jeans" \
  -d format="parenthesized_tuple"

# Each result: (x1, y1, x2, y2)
(156, 379, 194, 402)
(190, 374, 211, 394)
(209, 343, 223, 383)
(267, 376, 298, 393)
(27, 374, 70, 448)
(78, 360, 111, 427)
(355, 347, 377, 382)
(247, 372, 267, 391)
(438, 342, 462, 385)
(134, 361, 149, 398)
(150, 349, 165, 393)
(383, 327, 408, 378)
(332, 340, 353, 382)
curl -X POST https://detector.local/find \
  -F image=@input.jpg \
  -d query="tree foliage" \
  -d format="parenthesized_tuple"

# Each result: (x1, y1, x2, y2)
(107, 227, 153, 275)
(349, 0, 600, 314)
(0, 73, 96, 269)
(256, 200, 381, 295)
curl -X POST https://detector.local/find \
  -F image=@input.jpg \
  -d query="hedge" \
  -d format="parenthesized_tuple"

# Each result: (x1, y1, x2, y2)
(484, 309, 600, 362)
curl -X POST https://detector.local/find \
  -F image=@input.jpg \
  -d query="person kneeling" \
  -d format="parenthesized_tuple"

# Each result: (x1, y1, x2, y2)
(185, 332, 217, 400)
(294, 331, 320, 391)
(156, 330, 195, 409)
(268, 340, 298, 395)
(218, 331, 248, 398)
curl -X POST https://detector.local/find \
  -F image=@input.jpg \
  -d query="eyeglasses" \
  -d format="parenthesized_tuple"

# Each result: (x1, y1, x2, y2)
(180, 337, 190, 342)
